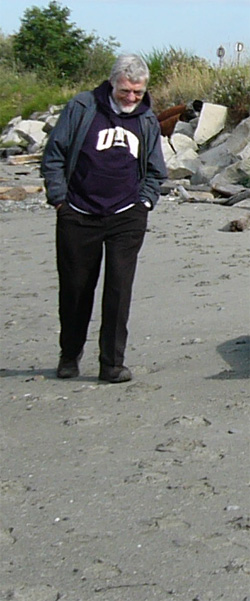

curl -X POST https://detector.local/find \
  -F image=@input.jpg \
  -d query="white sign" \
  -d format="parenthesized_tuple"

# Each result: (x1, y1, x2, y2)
(235, 42, 244, 53)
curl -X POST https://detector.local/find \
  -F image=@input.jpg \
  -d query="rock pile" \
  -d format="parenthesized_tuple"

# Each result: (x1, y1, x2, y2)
(0, 101, 249, 208)
(160, 102, 250, 206)
(0, 104, 64, 158)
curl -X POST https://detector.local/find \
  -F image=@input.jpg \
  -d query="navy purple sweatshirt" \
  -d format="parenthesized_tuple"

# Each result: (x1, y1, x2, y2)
(66, 80, 150, 216)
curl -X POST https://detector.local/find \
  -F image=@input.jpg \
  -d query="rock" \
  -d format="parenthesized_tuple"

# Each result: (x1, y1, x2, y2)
(190, 164, 223, 185)
(238, 142, 250, 161)
(160, 136, 175, 163)
(240, 157, 250, 177)
(225, 116, 250, 155)
(229, 215, 250, 231)
(210, 131, 231, 148)
(211, 181, 246, 197)
(15, 119, 47, 147)
(170, 132, 198, 153)
(0, 186, 27, 201)
(0, 116, 23, 144)
(0, 129, 23, 145)
(0, 184, 43, 202)
(211, 161, 249, 192)
(199, 141, 233, 169)
(172, 120, 194, 138)
(0, 146, 24, 158)
(2, 115, 22, 130)
(194, 102, 228, 145)
(43, 115, 59, 133)
(167, 148, 200, 179)
(236, 198, 250, 208)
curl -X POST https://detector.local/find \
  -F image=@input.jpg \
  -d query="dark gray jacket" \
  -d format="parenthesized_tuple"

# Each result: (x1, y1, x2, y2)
(41, 90, 167, 208)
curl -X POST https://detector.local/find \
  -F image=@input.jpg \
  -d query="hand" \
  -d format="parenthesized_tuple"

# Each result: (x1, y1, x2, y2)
(55, 204, 63, 211)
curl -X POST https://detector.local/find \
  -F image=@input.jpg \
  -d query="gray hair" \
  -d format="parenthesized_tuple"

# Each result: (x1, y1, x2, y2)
(109, 54, 150, 85)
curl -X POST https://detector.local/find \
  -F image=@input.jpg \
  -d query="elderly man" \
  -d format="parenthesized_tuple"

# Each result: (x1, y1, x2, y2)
(41, 54, 167, 382)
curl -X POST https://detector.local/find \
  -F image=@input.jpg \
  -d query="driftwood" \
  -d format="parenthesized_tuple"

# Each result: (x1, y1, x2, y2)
(7, 153, 42, 165)
(222, 190, 250, 206)
(160, 182, 250, 208)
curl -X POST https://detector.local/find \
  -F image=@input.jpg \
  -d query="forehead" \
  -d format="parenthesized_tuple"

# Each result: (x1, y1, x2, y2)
(116, 76, 146, 89)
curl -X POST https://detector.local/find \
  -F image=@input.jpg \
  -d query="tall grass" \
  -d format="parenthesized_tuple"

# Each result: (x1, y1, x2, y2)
(149, 56, 250, 126)
(150, 63, 216, 112)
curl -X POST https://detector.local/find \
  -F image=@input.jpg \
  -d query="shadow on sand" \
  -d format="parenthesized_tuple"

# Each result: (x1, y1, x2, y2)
(0, 367, 98, 383)
(208, 335, 250, 380)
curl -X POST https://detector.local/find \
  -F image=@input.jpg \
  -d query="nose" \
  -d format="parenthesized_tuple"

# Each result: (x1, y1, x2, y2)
(127, 90, 137, 98)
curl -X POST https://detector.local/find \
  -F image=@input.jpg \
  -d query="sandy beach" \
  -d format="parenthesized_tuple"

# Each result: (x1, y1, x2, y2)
(1, 165, 250, 601)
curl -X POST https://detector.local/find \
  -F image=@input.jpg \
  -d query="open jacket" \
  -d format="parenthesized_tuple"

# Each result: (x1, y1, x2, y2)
(41, 90, 167, 209)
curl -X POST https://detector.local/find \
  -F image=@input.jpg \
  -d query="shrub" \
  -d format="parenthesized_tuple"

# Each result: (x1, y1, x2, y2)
(0, 29, 16, 69)
(210, 66, 250, 124)
(0, 66, 78, 131)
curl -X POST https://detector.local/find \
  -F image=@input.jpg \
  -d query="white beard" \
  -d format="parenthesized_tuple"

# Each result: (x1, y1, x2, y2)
(117, 101, 140, 114)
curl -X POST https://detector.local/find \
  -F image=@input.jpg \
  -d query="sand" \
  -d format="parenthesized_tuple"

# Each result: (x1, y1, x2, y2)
(0, 165, 250, 601)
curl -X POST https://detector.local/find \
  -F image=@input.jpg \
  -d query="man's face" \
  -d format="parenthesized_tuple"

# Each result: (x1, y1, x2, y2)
(111, 76, 147, 113)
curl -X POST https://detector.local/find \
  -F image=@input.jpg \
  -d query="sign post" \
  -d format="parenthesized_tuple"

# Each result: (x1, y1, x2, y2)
(235, 42, 244, 65)
(217, 45, 225, 68)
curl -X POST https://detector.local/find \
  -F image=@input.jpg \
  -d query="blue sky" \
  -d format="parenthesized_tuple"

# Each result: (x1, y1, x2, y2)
(1, 0, 250, 64)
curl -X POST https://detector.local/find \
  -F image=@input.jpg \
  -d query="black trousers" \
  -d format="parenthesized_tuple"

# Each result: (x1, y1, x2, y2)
(56, 202, 148, 367)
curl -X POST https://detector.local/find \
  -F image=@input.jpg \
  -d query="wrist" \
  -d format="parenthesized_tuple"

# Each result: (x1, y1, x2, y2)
(141, 199, 152, 209)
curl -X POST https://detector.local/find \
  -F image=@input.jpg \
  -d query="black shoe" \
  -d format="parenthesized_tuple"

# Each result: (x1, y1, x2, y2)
(57, 356, 79, 379)
(99, 365, 132, 383)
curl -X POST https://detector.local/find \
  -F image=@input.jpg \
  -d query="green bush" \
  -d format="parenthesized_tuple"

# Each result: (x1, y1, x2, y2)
(210, 66, 250, 124)
(0, 29, 16, 69)
(0, 67, 77, 131)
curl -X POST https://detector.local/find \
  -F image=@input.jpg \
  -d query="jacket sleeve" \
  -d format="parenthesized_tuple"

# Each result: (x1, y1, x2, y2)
(41, 101, 74, 207)
(139, 116, 167, 209)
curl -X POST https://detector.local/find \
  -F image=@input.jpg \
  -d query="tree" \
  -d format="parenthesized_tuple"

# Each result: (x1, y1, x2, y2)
(13, 1, 95, 80)
(0, 30, 15, 69)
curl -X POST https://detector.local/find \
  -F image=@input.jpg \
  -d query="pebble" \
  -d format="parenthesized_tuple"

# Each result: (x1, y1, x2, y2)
(0, 196, 50, 212)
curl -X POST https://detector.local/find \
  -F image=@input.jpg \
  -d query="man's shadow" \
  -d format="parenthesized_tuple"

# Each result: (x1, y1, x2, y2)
(208, 335, 250, 380)
(0, 367, 97, 382)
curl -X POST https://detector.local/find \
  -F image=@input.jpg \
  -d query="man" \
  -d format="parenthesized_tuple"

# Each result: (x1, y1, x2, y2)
(41, 54, 167, 383)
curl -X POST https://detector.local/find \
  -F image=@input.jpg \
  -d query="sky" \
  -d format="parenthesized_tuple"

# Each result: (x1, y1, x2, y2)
(1, 0, 250, 65)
